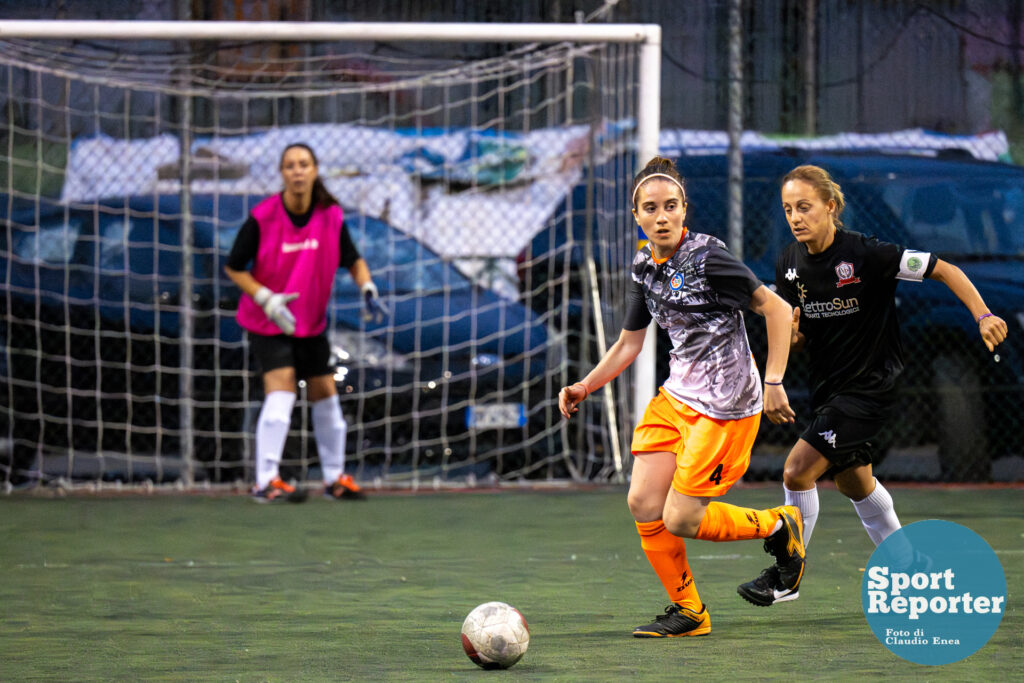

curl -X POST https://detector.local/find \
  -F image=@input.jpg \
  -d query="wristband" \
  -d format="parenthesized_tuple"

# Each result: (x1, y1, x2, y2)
(976, 313, 993, 324)
(764, 380, 783, 386)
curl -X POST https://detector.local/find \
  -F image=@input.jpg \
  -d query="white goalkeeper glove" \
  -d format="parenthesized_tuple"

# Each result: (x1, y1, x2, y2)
(253, 286, 299, 335)
(361, 281, 388, 323)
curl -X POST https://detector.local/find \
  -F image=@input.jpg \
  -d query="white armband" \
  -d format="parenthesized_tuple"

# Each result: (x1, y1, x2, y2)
(896, 250, 931, 282)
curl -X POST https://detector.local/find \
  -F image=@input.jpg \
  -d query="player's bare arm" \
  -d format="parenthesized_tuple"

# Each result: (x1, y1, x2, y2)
(749, 284, 796, 425)
(559, 327, 647, 419)
(928, 259, 1008, 352)
(347, 258, 373, 288)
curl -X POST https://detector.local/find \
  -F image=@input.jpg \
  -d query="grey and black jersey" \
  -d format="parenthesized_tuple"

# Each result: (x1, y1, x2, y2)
(623, 231, 764, 420)
(775, 228, 937, 420)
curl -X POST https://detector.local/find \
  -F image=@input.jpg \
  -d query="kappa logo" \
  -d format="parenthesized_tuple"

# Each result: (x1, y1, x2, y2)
(835, 261, 861, 288)
(819, 429, 838, 448)
(785, 267, 798, 281)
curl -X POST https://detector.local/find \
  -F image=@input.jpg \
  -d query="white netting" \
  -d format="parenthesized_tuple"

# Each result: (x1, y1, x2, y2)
(0, 34, 640, 489)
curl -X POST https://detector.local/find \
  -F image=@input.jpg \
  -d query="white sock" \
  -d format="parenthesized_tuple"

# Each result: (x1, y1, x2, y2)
(852, 480, 913, 567)
(255, 391, 296, 488)
(851, 479, 901, 545)
(784, 485, 820, 547)
(313, 396, 347, 483)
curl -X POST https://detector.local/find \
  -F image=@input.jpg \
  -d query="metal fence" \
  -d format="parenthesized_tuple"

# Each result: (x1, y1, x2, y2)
(1, 0, 1022, 484)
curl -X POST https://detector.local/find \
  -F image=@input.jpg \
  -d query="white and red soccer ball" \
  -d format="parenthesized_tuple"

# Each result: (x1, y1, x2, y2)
(460, 601, 530, 669)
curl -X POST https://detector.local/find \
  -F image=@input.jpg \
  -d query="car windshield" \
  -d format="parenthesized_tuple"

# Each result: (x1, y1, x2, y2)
(877, 179, 1024, 257)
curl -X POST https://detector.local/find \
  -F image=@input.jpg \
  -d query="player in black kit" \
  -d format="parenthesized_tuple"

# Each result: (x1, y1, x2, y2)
(737, 164, 1008, 607)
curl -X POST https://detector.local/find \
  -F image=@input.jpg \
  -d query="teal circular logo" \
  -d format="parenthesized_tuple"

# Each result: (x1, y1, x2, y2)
(862, 520, 1006, 665)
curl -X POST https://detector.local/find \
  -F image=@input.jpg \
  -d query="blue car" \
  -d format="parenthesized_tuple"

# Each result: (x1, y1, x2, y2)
(677, 150, 1024, 480)
(1, 193, 552, 482)
(519, 149, 1024, 481)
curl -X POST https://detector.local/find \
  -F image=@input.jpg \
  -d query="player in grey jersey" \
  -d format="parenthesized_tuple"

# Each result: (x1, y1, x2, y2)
(560, 157, 803, 638)
(738, 164, 1008, 607)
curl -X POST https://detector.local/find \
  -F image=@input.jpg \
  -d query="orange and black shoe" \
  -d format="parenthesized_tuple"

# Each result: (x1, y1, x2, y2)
(738, 505, 805, 606)
(632, 603, 711, 638)
(324, 473, 367, 500)
(768, 505, 805, 596)
(251, 477, 308, 504)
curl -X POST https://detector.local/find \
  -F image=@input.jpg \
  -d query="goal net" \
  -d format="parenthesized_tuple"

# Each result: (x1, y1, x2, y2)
(0, 23, 654, 490)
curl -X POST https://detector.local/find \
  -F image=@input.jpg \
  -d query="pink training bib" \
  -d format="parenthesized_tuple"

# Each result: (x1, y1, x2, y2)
(236, 194, 343, 337)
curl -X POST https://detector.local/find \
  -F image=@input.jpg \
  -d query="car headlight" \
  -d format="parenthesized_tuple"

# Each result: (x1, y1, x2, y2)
(328, 328, 411, 371)
(471, 353, 500, 368)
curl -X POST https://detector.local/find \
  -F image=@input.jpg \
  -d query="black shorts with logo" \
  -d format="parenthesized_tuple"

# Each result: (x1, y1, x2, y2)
(800, 406, 886, 475)
(248, 332, 333, 380)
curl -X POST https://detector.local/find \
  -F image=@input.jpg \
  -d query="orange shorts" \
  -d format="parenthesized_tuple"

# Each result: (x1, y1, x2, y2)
(631, 388, 761, 497)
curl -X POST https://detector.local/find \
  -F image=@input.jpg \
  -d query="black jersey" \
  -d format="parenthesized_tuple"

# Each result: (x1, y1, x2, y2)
(775, 228, 937, 420)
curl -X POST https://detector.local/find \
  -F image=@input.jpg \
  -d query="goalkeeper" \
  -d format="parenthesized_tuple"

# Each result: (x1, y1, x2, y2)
(225, 143, 387, 503)
(560, 156, 803, 638)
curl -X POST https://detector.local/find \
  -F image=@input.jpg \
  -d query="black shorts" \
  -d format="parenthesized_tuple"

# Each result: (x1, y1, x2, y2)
(800, 406, 885, 475)
(248, 332, 333, 380)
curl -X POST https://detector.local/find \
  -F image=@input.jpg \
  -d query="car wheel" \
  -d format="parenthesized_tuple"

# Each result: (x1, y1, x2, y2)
(932, 353, 988, 482)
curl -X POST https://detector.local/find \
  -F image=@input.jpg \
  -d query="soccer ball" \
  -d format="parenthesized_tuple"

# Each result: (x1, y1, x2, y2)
(460, 601, 530, 669)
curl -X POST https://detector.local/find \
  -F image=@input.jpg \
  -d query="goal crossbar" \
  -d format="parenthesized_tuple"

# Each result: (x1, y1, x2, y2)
(0, 20, 659, 45)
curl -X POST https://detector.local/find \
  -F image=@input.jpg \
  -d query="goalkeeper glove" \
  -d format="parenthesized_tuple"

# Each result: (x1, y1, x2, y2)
(253, 286, 299, 335)
(361, 281, 388, 323)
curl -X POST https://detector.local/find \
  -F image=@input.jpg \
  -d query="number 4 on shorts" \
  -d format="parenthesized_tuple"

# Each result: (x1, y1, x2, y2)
(708, 464, 723, 485)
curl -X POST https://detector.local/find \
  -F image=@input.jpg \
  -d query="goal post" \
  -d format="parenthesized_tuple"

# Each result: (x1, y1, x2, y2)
(0, 20, 660, 490)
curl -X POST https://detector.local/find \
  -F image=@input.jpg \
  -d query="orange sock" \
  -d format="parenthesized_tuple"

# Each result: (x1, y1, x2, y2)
(695, 502, 781, 542)
(635, 519, 702, 611)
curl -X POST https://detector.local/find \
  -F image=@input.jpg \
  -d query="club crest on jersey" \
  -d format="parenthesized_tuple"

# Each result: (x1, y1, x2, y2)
(834, 261, 861, 288)
(670, 273, 684, 290)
